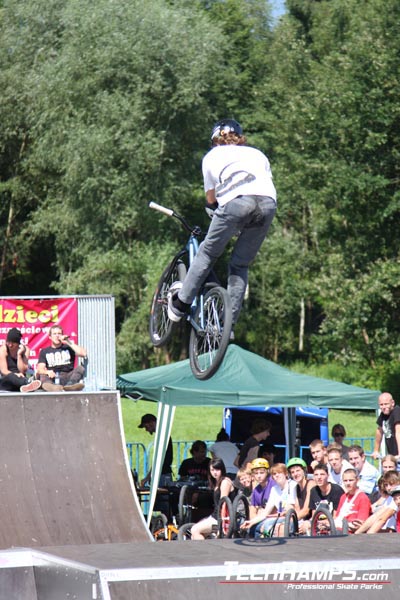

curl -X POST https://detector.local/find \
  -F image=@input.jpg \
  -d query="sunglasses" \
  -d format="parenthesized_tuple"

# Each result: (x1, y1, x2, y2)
(333, 432, 344, 437)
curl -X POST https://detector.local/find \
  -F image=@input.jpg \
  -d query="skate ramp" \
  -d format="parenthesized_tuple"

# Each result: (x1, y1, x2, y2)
(0, 392, 150, 549)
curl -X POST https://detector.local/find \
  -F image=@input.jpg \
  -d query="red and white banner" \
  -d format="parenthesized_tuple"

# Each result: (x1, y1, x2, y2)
(0, 298, 78, 369)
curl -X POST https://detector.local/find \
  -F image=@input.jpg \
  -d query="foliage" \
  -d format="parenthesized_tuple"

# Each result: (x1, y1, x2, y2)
(1, 0, 400, 381)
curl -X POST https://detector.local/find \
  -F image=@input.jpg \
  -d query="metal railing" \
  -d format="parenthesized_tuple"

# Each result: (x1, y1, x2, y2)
(127, 437, 377, 479)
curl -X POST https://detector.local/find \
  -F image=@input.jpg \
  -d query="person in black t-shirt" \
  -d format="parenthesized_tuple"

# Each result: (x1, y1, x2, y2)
(178, 440, 211, 481)
(37, 325, 87, 392)
(373, 392, 400, 459)
(308, 463, 344, 513)
(0, 328, 41, 393)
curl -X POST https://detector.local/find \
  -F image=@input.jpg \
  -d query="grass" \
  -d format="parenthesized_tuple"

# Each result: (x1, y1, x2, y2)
(122, 399, 376, 444)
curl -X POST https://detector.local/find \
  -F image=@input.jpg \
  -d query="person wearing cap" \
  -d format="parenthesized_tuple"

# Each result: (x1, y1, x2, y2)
(241, 463, 296, 538)
(167, 118, 276, 329)
(138, 414, 173, 487)
(238, 458, 276, 537)
(0, 328, 41, 393)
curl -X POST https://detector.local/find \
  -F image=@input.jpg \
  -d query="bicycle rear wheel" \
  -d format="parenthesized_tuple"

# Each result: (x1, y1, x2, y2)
(217, 496, 234, 539)
(189, 286, 232, 380)
(310, 505, 337, 536)
(149, 260, 187, 347)
(283, 508, 299, 537)
(232, 493, 250, 538)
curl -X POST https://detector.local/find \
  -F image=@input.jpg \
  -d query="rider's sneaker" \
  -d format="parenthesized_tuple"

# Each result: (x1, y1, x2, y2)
(167, 282, 185, 322)
(20, 380, 42, 393)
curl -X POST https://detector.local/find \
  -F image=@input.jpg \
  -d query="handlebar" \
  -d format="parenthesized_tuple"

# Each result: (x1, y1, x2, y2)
(149, 201, 174, 217)
(149, 201, 202, 236)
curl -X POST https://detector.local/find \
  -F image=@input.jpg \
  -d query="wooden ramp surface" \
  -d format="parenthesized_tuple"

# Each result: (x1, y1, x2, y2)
(0, 392, 150, 549)
(35, 535, 400, 600)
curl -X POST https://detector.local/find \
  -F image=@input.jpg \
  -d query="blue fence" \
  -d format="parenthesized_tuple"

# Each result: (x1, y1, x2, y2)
(126, 436, 377, 479)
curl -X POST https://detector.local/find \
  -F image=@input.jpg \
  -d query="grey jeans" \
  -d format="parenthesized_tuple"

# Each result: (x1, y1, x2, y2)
(179, 195, 276, 323)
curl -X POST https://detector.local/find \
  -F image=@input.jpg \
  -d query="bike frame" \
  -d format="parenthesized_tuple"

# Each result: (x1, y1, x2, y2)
(161, 219, 215, 335)
(149, 201, 232, 380)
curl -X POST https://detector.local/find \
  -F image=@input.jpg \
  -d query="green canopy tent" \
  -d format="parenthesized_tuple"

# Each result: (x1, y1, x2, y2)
(117, 344, 380, 522)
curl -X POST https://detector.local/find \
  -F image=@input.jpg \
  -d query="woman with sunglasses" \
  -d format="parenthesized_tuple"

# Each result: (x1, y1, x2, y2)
(331, 424, 350, 460)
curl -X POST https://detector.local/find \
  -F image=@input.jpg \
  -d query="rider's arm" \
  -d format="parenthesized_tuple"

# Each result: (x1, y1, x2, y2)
(205, 188, 220, 212)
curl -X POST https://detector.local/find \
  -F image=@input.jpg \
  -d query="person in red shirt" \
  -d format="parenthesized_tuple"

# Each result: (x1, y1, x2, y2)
(334, 468, 371, 533)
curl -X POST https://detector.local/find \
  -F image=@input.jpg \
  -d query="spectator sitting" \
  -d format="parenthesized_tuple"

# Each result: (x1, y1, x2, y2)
(355, 470, 400, 534)
(240, 463, 296, 538)
(36, 325, 86, 392)
(237, 458, 276, 537)
(334, 468, 371, 533)
(234, 418, 272, 469)
(348, 444, 380, 497)
(0, 328, 41, 393)
(287, 457, 315, 523)
(309, 439, 328, 471)
(179, 440, 210, 481)
(258, 442, 277, 466)
(308, 463, 344, 514)
(190, 458, 235, 540)
(327, 443, 352, 488)
(370, 476, 388, 510)
(331, 423, 351, 460)
(381, 454, 398, 473)
(390, 485, 400, 533)
(209, 428, 239, 478)
(236, 466, 253, 497)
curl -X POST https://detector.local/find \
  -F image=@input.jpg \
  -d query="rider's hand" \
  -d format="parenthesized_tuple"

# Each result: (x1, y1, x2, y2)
(205, 201, 218, 218)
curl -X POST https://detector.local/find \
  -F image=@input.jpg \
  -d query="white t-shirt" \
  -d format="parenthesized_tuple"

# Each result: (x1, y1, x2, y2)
(264, 479, 297, 515)
(202, 144, 277, 206)
(209, 441, 239, 474)
(328, 459, 353, 488)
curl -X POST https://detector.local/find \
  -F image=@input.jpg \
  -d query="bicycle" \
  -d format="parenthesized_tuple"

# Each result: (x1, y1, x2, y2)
(151, 513, 180, 541)
(149, 201, 233, 380)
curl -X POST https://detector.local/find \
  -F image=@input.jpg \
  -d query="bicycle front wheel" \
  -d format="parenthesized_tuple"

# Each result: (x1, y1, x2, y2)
(149, 259, 187, 347)
(189, 286, 232, 380)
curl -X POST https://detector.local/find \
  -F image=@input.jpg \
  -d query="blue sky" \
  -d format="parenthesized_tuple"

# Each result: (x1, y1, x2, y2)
(271, 0, 287, 21)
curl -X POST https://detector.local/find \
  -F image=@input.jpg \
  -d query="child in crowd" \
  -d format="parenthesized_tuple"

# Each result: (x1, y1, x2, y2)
(236, 466, 253, 497)
(240, 463, 296, 538)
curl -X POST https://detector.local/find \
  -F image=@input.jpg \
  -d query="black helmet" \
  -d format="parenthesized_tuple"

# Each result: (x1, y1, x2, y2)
(211, 119, 243, 141)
